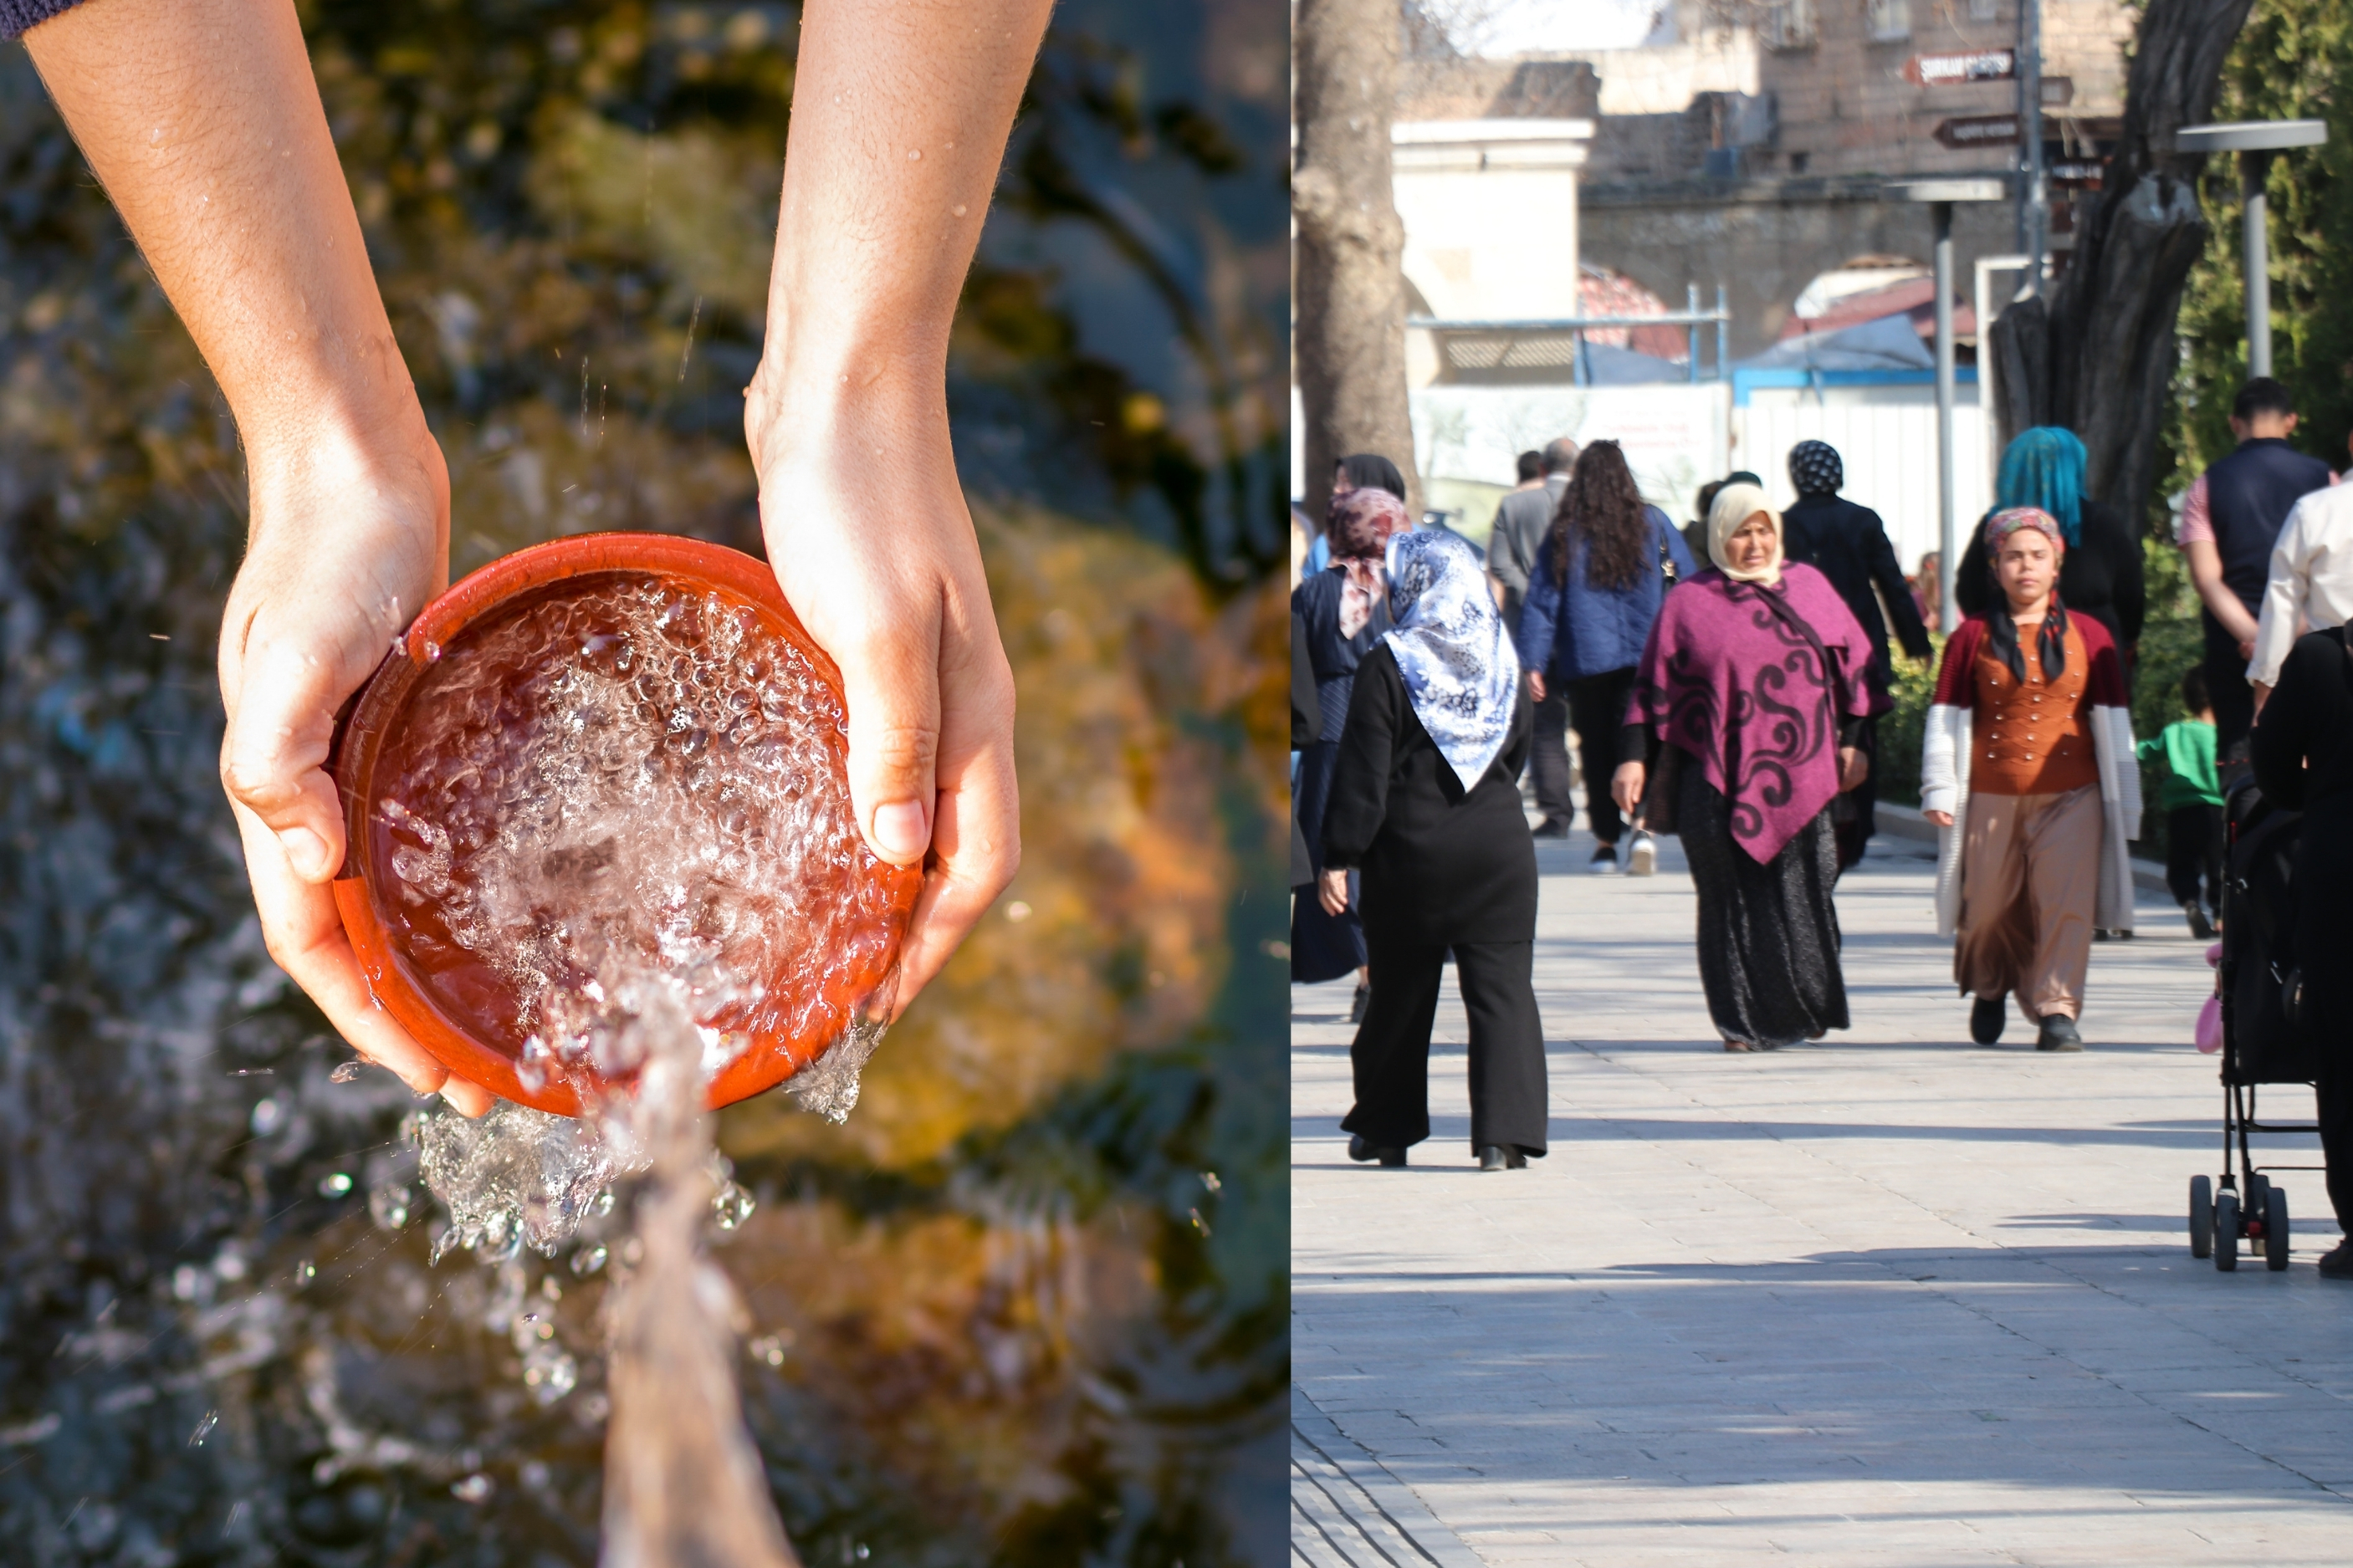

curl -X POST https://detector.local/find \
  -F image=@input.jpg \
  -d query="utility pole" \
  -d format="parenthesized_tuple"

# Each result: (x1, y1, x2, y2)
(2017, 0, 2045, 292)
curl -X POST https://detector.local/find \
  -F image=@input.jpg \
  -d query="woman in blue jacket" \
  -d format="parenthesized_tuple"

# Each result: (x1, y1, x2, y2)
(1515, 439, 1695, 874)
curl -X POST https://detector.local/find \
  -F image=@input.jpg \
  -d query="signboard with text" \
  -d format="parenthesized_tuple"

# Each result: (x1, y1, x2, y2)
(1936, 114, 2022, 150)
(1905, 49, 2015, 86)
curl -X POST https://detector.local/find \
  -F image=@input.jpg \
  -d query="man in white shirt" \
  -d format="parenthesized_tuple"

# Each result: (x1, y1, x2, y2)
(2250, 435, 2353, 708)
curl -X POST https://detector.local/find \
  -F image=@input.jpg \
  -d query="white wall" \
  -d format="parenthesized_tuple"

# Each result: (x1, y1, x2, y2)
(1392, 121, 1590, 324)
(1732, 381, 1987, 577)
(1412, 382, 1732, 527)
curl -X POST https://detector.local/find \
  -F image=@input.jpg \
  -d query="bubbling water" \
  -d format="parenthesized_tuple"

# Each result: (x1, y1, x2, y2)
(369, 572, 899, 1106)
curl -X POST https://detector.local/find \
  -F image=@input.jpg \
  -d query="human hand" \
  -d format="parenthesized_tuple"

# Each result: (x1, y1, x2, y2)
(1611, 760, 1646, 818)
(218, 429, 494, 1116)
(2238, 637, 2256, 662)
(2253, 681, 2272, 715)
(1528, 671, 1547, 702)
(745, 390, 1020, 1017)
(1924, 809, 1955, 829)
(1837, 745, 1869, 791)
(1317, 868, 1350, 917)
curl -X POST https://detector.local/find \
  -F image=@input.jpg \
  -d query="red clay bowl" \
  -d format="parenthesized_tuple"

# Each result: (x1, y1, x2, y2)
(328, 533, 921, 1116)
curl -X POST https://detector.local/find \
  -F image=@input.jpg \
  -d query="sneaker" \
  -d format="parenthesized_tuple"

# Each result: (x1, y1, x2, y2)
(2182, 901, 2217, 941)
(1627, 831, 1657, 876)
(1348, 981, 1369, 1024)
(2036, 1014, 2084, 1052)
(2318, 1240, 2353, 1279)
(1589, 845, 1620, 875)
(1531, 817, 1573, 840)
(1970, 994, 2006, 1044)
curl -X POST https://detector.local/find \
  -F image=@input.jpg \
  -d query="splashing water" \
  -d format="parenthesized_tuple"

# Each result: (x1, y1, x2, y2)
(380, 573, 900, 1564)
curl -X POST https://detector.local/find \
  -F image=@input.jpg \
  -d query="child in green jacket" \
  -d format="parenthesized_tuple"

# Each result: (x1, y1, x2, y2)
(2137, 667, 2223, 938)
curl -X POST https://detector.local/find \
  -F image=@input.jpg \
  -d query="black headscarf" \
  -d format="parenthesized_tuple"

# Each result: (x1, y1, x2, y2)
(1337, 452, 1406, 500)
(1788, 440, 1843, 497)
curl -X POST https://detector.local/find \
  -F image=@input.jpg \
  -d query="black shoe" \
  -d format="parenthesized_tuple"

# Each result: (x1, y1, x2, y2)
(1532, 817, 1573, 840)
(1588, 845, 1620, 876)
(2036, 1014, 2084, 1052)
(1477, 1144, 1528, 1172)
(2318, 1240, 2353, 1279)
(2182, 901, 2217, 941)
(1970, 994, 2006, 1044)
(1348, 1135, 1406, 1167)
(1349, 982, 1368, 1024)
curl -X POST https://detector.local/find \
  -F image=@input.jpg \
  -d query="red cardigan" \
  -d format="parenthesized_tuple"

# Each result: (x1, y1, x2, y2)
(1931, 610, 2129, 711)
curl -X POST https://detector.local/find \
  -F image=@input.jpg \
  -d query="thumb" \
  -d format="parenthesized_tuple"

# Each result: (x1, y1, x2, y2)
(221, 640, 352, 884)
(835, 628, 941, 867)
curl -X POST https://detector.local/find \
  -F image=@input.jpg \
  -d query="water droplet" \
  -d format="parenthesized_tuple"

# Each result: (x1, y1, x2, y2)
(747, 1331, 791, 1366)
(570, 1243, 608, 1276)
(711, 1180, 754, 1232)
(294, 1259, 316, 1284)
(369, 1183, 412, 1230)
(1200, 1170, 1220, 1193)
(1189, 1206, 1210, 1239)
(187, 1410, 218, 1447)
(953, 203, 969, 217)
(451, 1473, 494, 1504)
(330, 1061, 361, 1084)
(592, 1189, 616, 1218)
(317, 1172, 354, 1198)
(1005, 900, 1033, 923)
(248, 1096, 286, 1136)
(422, 640, 443, 662)
(907, 147, 921, 161)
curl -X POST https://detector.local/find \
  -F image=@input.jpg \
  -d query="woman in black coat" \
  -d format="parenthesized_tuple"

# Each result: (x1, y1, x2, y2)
(2248, 626, 2353, 1279)
(1956, 427, 2146, 661)
(1292, 487, 1409, 1008)
(1320, 530, 1545, 1172)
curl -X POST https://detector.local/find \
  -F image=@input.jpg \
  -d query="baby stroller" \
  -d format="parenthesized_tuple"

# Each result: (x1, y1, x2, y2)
(2188, 771, 2321, 1270)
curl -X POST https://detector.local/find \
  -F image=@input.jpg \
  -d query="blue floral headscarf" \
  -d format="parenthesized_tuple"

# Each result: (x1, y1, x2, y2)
(1996, 427, 2087, 545)
(1383, 530, 1520, 791)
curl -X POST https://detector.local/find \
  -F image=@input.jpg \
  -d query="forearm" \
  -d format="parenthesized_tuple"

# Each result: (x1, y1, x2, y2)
(27, 0, 435, 506)
(746, 0, 1053, 465)
(2185, 540, 2258, 644)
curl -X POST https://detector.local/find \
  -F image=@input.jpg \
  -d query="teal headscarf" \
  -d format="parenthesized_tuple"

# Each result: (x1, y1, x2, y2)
(1996, 427, 2086, 545)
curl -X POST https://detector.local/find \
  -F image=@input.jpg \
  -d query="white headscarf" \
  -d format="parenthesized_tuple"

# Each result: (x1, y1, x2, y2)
(1382, 530, 1521, 791)
(1706, 482, 1783, 585)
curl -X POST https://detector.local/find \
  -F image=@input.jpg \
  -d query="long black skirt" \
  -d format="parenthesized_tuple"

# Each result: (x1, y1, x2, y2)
(1291, 738, 1366, 983)
(1679, 765, 1849, 1048)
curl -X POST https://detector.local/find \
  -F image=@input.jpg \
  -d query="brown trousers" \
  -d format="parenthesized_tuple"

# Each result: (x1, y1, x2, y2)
(1953, 784, 2101, 1020)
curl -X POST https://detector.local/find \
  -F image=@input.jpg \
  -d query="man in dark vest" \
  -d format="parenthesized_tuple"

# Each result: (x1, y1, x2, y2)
(1779, 440, 1933, 871)
(2180, 379, 2335, 758)
(1489, 437, 1578, 834)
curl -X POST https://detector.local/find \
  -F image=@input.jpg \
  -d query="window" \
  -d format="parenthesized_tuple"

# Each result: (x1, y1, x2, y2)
(1762, 0, 1816, 50)
(1867, 0, 1911, 42)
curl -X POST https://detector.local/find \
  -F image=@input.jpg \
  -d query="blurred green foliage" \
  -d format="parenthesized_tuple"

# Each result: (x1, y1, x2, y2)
(2165, 0, 2353, 486)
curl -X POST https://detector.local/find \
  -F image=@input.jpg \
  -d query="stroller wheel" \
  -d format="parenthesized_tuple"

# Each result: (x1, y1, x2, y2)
(2215, 1192, 2241, 1272)
(2189, 1175, 2213, 1259)
(2265, 1187, 2291, 1271)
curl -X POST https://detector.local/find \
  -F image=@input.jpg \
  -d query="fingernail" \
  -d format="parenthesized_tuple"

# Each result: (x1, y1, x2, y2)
(279, 827, 331, 880)
(870, 799, 930, 861)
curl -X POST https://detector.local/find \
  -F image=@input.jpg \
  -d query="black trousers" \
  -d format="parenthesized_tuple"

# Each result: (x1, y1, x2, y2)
(2322, 1058, 2353, 1236)
(2165, 802, 2223, 912)
(1567, 667, 1637, 846)
(2205, 634, 2255, 763)
(1341, 938, 1547, 1155)
(1528, 680, 1575, 825)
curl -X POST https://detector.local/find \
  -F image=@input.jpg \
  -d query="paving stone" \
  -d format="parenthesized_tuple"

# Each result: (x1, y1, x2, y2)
(1296, 830, 2353, 1562)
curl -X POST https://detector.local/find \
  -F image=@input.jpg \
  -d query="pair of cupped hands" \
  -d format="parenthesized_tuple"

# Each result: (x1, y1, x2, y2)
(20, 0, 1042, 1116)
(222, 395, 1018, 1119)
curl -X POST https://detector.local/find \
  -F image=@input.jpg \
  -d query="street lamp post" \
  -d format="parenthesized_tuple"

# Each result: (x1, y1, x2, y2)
(1889, 177, 2010, 634)
(2179, 120, 2329, 379)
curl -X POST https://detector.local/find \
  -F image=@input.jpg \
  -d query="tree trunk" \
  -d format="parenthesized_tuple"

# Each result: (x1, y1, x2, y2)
(1294, 0, 1423, 523)
(1992, 0, 2252, 530)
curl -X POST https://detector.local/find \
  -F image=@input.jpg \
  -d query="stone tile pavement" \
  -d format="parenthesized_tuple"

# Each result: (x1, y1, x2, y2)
(1293, 828, 2353, 1565)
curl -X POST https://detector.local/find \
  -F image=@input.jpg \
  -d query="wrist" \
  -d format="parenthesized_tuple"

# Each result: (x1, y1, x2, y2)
(743, 354, 950, 488)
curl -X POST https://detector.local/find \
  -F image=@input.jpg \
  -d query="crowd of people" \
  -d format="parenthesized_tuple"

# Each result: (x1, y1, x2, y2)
(1291, 379, 2353, 1280)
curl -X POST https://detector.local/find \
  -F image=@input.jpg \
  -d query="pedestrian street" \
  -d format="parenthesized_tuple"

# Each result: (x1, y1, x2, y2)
(1292, 828, 2353, 1566)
